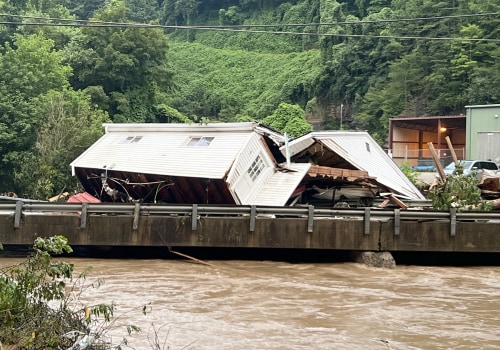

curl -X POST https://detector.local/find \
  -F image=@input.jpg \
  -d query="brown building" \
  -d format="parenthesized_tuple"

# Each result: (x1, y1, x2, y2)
(388, 115, 466, 169)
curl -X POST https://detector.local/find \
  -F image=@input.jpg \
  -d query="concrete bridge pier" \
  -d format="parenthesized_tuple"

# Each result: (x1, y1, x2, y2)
(351, 251, 396, 268)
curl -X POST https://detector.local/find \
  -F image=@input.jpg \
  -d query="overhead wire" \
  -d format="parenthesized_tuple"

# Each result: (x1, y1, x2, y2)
(1, 11, 499, 26)
(0, 12, 498, 42)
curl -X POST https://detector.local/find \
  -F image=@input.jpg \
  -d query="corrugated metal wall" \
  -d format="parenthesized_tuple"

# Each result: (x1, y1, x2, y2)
(477, 132, 500, 164)
(466, 105, 500, 159)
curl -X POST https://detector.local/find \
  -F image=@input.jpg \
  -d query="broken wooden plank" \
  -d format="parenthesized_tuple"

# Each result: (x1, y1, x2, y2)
(48, 192, 69, 202)
(168, 247, 215, 267)
(378, 195, 408, 210)
(378, 199, 391, 208)
(445, 136, 458, 164)
(388, 194, 408, 210)
(427, 142, 446, 180)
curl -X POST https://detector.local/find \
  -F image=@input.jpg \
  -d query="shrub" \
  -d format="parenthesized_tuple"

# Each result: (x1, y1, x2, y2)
(0, 236, 137, 349)
(429, 163, 492, 211)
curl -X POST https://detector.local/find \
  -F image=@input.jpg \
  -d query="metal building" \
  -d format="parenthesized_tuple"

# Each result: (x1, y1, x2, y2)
(465, 104, 500, 163)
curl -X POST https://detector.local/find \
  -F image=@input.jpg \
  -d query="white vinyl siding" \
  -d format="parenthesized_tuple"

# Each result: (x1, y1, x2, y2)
(228, 133, 275, 204)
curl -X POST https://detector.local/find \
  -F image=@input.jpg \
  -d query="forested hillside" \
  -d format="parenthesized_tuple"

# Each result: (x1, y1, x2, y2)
(0, 0, 498, 198)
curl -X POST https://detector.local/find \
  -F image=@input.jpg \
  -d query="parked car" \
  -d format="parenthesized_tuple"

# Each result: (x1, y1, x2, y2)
(443, 160, 499, 177)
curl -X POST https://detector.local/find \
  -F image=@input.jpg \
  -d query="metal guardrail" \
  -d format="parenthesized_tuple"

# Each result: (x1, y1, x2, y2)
(2, 202, 500, 219)
(1, 202, 499, 237)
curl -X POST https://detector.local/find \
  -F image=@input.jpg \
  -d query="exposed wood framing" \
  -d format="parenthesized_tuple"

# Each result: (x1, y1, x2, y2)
(307, 165, 373, 181)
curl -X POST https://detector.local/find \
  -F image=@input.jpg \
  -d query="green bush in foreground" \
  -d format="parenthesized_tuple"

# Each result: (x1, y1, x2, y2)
(429, 163, 492, 211)
(0, 236, 139, 349)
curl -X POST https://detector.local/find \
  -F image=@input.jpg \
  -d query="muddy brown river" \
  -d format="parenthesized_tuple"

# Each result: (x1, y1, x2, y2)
(1, 257, 500, 349)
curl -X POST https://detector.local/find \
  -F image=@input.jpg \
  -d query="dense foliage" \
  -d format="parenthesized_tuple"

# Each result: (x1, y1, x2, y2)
(0, 0, 498, 198)
(165, 41, 321, 120)
(0, 236, 142, 348)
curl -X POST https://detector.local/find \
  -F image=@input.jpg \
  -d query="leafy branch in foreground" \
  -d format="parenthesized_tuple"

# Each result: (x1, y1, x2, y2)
(429, 163, 492, 211)
(0, 235, 144, 349)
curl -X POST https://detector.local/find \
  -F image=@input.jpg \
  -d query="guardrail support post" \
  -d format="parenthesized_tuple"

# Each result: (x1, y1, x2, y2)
(307, 205, 314, 233)
(80, 203, 88, 229)
(133, 202, 140, 230)
(191, 204, 198, 231)
(450, 209, 456, 236)
(250, 205, 256, 232)
(394, 209, 400, 235)
(364, 207, 370, 235)
(14, 201, 23, 228)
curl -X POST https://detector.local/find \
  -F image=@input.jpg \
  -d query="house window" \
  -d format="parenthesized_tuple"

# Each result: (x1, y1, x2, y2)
(186, 136, 214, 147)
(247, 155, 264, 182)
(121, 136, 143, 144)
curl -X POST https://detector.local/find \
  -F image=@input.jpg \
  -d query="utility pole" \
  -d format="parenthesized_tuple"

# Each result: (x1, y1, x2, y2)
(340, 103, 343, 129)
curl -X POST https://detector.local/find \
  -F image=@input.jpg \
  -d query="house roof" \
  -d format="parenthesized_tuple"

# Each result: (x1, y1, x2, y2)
(282, 131, 425, 200)
(71, 122, 281, 179)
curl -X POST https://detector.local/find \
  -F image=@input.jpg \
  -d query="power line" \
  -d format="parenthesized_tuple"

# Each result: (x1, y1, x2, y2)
(200, 28, 500, 42)
(1, 11, 498, 27)
(200, 11, 500, 27)
(0, 12, 498, 42)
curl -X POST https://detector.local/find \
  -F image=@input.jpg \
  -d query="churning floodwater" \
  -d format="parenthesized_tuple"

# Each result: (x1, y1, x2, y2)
(1, 255, 499, 349)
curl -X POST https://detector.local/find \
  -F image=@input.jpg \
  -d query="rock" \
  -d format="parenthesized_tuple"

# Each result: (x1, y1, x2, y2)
(352, 251, 396, 268)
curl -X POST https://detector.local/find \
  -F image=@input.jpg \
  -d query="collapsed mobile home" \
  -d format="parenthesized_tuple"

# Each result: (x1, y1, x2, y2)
(70, 122, 424, 206)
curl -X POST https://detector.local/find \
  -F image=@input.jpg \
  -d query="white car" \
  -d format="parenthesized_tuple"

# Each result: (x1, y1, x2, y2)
(443, 160, 499, 177)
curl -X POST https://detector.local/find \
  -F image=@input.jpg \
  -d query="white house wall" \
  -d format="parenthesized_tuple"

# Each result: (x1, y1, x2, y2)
(227, 133, 276, 204)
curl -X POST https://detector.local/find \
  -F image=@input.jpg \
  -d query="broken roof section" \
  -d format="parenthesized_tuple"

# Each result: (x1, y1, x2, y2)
(70, 122, 308, 205)
(281, 131, 425, 200)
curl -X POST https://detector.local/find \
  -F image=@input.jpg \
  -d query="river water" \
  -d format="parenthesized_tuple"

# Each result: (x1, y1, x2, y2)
(1, 256, 500, 349)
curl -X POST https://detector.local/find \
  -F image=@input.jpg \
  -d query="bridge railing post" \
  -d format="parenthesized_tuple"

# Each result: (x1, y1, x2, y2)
(450, 209, 456, 236)
(14, 201, 23, 228)
(364, 207, 371, 235)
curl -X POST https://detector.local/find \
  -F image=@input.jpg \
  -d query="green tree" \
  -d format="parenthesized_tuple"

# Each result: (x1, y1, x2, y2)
(125, 0, 160, 23)
(64, 0, 174, 121)
(467, 45, 500, 104)
(65, 0, 104, 19)
(261, 102, 312, 138)
(14, 89, 109, 199)
(0, 33, 72, 193)
(160, 0, 200, 26)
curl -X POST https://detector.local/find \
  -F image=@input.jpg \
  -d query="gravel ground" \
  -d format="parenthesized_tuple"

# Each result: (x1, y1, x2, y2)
(417, 172, 438, 185)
